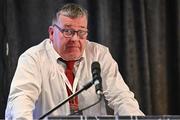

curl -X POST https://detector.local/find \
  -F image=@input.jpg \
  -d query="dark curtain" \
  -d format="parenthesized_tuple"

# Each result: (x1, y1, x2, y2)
(0, 0, 180, 118)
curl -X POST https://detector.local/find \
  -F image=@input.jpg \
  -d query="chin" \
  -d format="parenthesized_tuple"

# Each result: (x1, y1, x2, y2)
(62, 50, 82, 60)
(65, 54, 81, 61)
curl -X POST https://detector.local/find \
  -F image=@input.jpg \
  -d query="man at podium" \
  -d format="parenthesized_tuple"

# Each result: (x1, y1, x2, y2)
(5, 3, 144, 119)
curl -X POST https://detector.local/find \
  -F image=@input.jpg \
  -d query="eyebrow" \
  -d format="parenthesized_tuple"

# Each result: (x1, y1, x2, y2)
(64, 24, 86, 29)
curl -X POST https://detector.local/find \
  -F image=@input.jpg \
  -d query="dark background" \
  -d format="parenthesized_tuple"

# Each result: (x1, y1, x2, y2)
(0, 0, 180, 118)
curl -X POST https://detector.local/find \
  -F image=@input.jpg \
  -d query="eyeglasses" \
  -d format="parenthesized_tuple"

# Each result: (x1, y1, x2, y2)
(53, 24, 88, 39)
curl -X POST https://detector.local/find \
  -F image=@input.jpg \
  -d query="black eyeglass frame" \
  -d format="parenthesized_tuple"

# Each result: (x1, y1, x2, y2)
(53, 24, 88, 39)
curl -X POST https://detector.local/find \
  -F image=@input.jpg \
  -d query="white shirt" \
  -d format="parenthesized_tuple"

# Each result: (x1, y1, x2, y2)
(5, 39, 144, 119)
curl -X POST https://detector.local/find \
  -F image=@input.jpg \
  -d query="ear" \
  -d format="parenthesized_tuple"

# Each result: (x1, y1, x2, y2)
(48, 26, 54, 42)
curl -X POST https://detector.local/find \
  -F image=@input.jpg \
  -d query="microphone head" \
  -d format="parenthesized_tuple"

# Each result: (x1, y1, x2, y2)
(91, 61, 102, 95)
(91, 62, 101, 74)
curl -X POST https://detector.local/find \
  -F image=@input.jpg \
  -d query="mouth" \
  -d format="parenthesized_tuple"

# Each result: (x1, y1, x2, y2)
(66, 42, 80, 48)
(66, 45, 78, 49)
(65, 45, 80, 51)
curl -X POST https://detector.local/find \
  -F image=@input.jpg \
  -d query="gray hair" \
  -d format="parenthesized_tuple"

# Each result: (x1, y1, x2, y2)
(52, 3, 88, 25)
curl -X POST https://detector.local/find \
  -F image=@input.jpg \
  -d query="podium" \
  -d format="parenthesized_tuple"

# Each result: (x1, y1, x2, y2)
(48, 115, 180, 120)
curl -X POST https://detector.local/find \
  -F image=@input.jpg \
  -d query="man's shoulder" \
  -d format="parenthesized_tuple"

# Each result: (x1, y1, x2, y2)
(20, 39, 50, 58)
(86, 40, 108, 51)
(84, 40, 110, 59)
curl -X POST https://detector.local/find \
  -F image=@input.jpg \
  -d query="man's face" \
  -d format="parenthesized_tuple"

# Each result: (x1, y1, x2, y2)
(49, 15, 88, 61)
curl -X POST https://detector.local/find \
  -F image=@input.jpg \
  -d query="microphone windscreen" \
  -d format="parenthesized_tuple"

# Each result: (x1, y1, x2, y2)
(91, 62, 101, 74)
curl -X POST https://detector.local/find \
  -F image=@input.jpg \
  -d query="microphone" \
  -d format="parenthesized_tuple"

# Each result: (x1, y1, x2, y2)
(91, 62, 103, 95)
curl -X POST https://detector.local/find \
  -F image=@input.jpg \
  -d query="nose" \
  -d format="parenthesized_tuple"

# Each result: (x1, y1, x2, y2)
(71, 32, 79, 41)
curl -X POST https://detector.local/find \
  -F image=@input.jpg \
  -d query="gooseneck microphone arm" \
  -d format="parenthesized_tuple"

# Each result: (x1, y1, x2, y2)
(39, 80, 94, 119)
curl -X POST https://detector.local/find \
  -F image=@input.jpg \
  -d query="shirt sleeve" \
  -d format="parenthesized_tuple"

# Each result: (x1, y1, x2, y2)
(100, 48, 144, 116)
(5, 53, 42, 120)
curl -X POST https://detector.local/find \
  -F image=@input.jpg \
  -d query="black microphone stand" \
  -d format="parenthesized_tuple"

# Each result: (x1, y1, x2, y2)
(39, 80, 94, 119)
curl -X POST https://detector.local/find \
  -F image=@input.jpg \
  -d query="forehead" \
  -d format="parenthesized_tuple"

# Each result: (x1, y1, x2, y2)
(58, 15, 87, 28)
